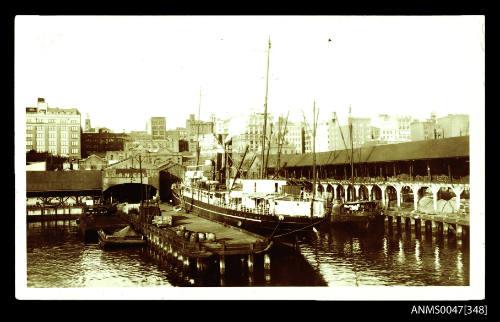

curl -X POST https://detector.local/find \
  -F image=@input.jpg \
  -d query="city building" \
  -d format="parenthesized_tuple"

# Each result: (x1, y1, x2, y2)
(410, 120, 443, 141)
(78, 154, 108, 170)
(81, 129, 130, 158)
(212, 116, 228, 136)
(84, 113, 92, 132)
(437, 114, 469, 138)
(329, 117, 373, 150)
(283, 121, 306, 154)
(185, 114, 214, 138)
(146, 117, 167, 140)
(124, 137, 180, 154)
(371, 114, 413, 144)
(226, 110, 274, 154)
(25, 98, 82, 159)
(410, 113, 443, 141)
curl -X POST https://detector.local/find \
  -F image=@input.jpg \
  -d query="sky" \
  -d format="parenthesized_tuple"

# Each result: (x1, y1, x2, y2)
(15, 15, 484, 132)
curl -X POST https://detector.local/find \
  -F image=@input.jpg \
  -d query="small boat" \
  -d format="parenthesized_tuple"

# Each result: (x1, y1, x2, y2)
(97, 225, 146, 249)
(330, 200, 384, 228)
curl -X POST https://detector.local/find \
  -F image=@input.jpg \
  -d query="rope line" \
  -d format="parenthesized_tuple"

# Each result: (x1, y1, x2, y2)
(268, 220, 281, 239)
(272, 217, 328, 239)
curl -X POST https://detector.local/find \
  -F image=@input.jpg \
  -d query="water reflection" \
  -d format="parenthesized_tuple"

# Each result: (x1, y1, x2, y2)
(26, 219, 469, 288)
(299, 225, 469, 286)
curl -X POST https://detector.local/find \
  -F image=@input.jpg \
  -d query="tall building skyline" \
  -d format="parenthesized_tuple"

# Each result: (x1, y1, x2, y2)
(25, 98, 82, 159)
(146, 117, 167, 140)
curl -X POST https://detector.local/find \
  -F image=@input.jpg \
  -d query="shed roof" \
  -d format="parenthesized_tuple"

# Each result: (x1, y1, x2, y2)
(267, 136, 469, 168)
(26, 170, 102, 192)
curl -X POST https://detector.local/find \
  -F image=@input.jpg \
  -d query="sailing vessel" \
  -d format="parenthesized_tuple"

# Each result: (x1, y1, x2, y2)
(171, 38, 329, 237)
(329, 107, 384, 227)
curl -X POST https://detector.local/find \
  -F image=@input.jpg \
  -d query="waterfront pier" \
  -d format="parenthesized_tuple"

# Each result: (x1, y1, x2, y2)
(119, 203, 272, 285)
(383, 210, 469, 243)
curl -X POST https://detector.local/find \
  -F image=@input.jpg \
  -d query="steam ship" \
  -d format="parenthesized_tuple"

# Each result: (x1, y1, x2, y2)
(172, 171, 329, 237)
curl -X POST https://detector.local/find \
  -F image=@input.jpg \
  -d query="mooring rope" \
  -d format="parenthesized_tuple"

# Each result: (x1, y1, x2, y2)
(253, 240, 274, 254)
(268, 220, 281, 239)
(272, 217, 328, 239)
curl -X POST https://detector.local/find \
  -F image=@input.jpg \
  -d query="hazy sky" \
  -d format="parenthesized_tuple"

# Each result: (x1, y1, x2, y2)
(15, 15, 484, 132)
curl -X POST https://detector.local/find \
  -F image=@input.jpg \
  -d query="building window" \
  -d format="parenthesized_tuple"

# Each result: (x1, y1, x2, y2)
(71, 141, 78, 146)
(61, 147, 68, 154)
(49, 119, 56, 123)
(49, 140, 57, 146)
(27, 125, 33, 130)
(48, 147, 57, 154)
(71, 148, 79, 154)
(71, 133, 79, 139)
(26, 133, 33, 138)
(71, 126, 79, 131)
(36, 133, 44, 138)
(71, 120, 78, 123)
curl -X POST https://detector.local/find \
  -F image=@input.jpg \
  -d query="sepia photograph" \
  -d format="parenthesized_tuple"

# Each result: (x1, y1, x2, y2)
(15, 15, 485, 302)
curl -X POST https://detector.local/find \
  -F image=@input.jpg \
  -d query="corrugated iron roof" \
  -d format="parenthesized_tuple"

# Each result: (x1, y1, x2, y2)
(26, 170, 102, 192)
(267, 136, 469, 168)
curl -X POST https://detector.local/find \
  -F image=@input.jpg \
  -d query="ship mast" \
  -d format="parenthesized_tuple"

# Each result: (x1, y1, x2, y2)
(275, 112, 289, 178)
(311, 101, 318, 218)
(195, 87, 202, 169)
(349, 104, 355, 200)
(261, 37, 271, 179)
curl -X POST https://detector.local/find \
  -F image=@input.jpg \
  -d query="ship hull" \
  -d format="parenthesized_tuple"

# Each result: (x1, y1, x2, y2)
(172, 190, 325, 237)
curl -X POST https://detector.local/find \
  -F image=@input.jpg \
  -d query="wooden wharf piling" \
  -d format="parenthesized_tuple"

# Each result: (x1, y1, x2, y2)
(26, 204, 84, 222)
(119, 203, 272, 280)
(384, 209, 469, 242)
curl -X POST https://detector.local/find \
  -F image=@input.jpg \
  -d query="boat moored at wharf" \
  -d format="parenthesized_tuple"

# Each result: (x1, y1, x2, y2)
(172, 170, 329, 238)
(97, 225, 146, 249)
(330, 199, 384, 227)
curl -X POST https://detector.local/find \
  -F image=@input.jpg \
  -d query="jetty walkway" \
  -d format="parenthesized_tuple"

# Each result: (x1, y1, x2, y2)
(119, 202, 272, 281)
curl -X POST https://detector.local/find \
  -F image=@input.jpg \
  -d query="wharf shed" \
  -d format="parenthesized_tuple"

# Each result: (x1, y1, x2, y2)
(26, 170, 103, 196)
(265, 136, 469, 180)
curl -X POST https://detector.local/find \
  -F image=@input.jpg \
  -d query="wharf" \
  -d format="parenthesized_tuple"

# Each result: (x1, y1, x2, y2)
(385, 208, 469, 226)
(119, 203, 272, 279)
(122, 203, 271, 258)
(384, 208, 470, 240)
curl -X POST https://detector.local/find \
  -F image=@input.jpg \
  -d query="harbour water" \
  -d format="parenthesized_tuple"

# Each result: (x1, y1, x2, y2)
(26, 219, 469, 288)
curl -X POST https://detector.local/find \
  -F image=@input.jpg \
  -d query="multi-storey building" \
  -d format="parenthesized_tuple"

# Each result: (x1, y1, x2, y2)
(227, 110, 274, 154)
(81, 129, 130, 158)
(283, 121, 306, 154)
(312, 121, 330, 153)
(329, 117, 373, 150)
(410, 113, 443, 141)
(213, 117, 228, 136)
(146, 117, 167, 140)
(25, 98, 82, 159)
(186, 114, 214, 138)
(371, 114, 413, 144)
(124, 136, 179, 154)
(437, 114, 469, 138)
